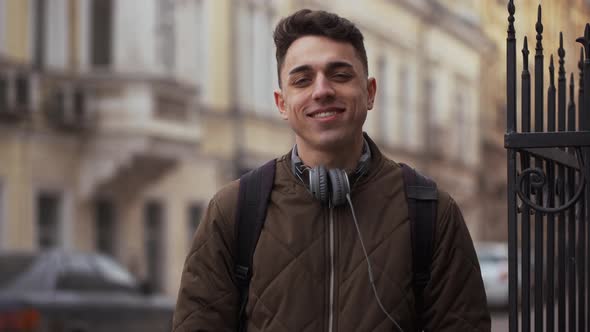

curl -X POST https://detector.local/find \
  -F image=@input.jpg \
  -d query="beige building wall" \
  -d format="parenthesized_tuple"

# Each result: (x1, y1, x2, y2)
(203, 0, 231, 110)
(0, 132, 34, 250)
(0, 0, 33, 250)
(5, 0, 30, 62)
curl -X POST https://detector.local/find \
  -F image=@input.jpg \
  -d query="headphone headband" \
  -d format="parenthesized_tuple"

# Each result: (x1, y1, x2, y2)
(291, 140, 371, 182)
(290, 140, 371, 205)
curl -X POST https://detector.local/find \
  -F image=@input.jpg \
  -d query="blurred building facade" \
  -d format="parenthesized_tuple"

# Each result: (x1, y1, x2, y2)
(0, 0, 587, 298)
(0, 0, 222, 297)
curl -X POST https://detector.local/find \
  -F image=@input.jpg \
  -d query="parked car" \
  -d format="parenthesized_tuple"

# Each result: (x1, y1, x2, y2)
(0, 249, 174, 332)
(476, 242, 512, 308)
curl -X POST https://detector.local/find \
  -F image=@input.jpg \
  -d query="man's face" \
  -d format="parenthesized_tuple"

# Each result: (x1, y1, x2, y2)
(274, 36, 376, 152)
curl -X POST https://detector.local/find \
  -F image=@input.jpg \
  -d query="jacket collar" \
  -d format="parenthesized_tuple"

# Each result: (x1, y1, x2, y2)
(357, 132, 385, 186)
(283, 132, 385, 189)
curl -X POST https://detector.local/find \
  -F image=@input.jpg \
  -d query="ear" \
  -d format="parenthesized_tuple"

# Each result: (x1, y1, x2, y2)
(366, 77, 377, 110)
(274, 89, 288, 120)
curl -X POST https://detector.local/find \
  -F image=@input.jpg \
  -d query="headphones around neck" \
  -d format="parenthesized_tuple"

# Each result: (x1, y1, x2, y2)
(291, 140, 371, 206)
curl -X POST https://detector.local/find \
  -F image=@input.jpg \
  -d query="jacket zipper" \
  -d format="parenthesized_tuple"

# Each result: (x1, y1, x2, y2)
(328, 204, 335, 332)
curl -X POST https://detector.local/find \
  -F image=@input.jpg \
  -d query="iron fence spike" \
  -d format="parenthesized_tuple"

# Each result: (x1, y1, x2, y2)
(536, 5, 543, 34)
(508, 0, 515, 37)
(535, 6, 543, 52)
(570, 73, 575, 103)
(560, 32, 564, 49)
(558, 37, 565, 58)
(550, 55, 555, 85)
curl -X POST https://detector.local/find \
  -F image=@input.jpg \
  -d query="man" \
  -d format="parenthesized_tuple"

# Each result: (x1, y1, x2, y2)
(173, 9, 490, 332)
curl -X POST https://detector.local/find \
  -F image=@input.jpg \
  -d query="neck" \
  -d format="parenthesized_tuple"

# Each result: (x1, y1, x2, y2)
(295, 135, 365, 171)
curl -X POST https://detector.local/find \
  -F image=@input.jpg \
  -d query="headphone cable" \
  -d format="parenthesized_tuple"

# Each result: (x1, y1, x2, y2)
(346, 194, 405, 332)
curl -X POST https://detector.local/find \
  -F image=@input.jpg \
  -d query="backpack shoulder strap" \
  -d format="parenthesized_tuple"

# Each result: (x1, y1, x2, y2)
(234, 159, 276, 332)
(400, 163, 438, 330)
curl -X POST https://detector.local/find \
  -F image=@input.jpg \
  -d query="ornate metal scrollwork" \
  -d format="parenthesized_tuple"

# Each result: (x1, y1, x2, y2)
(516, 148, 586, 214)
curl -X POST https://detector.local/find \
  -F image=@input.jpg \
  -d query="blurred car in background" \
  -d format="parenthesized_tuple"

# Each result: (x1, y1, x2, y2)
(476, 242, 511, 309)
(0, 250, 174, 332)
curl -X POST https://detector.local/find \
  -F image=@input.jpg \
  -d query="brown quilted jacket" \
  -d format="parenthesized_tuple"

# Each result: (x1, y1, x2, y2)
(172, 138, 491, 332)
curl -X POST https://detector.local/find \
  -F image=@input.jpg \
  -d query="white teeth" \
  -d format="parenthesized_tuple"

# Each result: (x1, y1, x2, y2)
(311, 111, 337, 118)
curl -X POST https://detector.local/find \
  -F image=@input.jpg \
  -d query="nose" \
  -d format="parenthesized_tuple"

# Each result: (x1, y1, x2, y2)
(311, 74, 335, 102)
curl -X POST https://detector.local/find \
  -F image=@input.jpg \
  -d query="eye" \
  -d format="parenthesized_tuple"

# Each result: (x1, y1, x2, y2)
(331, 72, 353, 81)
(291, 77, 311, 87)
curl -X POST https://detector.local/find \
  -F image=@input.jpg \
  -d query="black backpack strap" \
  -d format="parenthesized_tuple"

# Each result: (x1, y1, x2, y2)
(400, 163, 438, 331)
(234, 159, 276, 332)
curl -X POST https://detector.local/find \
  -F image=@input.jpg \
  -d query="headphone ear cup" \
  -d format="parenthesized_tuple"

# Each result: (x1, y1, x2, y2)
(309, 166, 329, 204)
(328, 169, 350, 206)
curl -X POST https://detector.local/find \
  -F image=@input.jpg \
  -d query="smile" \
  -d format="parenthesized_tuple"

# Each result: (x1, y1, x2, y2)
(310, 111, 339, 118)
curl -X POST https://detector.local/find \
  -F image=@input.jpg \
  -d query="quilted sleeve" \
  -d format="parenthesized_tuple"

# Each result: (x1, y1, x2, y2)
(421, 192, 491, 332)
(172, 196, 239, 332)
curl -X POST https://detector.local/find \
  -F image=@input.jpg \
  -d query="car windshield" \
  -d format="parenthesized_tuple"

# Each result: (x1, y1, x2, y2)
(54, 253, 139, 293)
(0, 251, 140, 293)
(94, 254, 136, 286)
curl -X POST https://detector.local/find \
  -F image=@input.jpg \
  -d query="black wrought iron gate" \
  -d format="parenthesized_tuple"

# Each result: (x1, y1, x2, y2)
(505, 1, 590, 331)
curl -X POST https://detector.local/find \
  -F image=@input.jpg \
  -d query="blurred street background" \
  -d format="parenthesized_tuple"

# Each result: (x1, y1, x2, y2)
(0, 0, 589, 331)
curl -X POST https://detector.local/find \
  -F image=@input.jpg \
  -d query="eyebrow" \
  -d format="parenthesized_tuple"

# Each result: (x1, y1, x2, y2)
(287, 61, 355, 76)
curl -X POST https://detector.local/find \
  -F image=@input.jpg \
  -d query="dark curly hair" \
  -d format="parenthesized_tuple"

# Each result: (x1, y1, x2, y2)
(273, 9, 368, 87)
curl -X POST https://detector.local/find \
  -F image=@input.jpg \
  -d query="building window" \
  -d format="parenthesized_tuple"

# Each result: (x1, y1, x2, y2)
(95, 198, 116, 256)
(15, 73, 30, 107)
(424, 77, 442, 156)
(0, 74, 6, 108)
(144, 201, 165, 291)
(91, 0, 112, 67)
(156, 0, 176, 73)
(32, 0, 47, 68)
(0, 181, 4, 249)
(187, 203, 203, 250)
(377, 55, 395, 145)
(235, 1, 276, 115)
(0, 71, 32, 112)
(397, 66, 410, 144)
(37, 191, 62, 249)
(31, 0, 70, 70)
(235, 3, 254, 111)
(454, 87, 469, 162)
(46, 0, 69, 69)
(0, 0, 5, 55)
(155, 94, 188, 121)
(194, 0, 205, 87)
